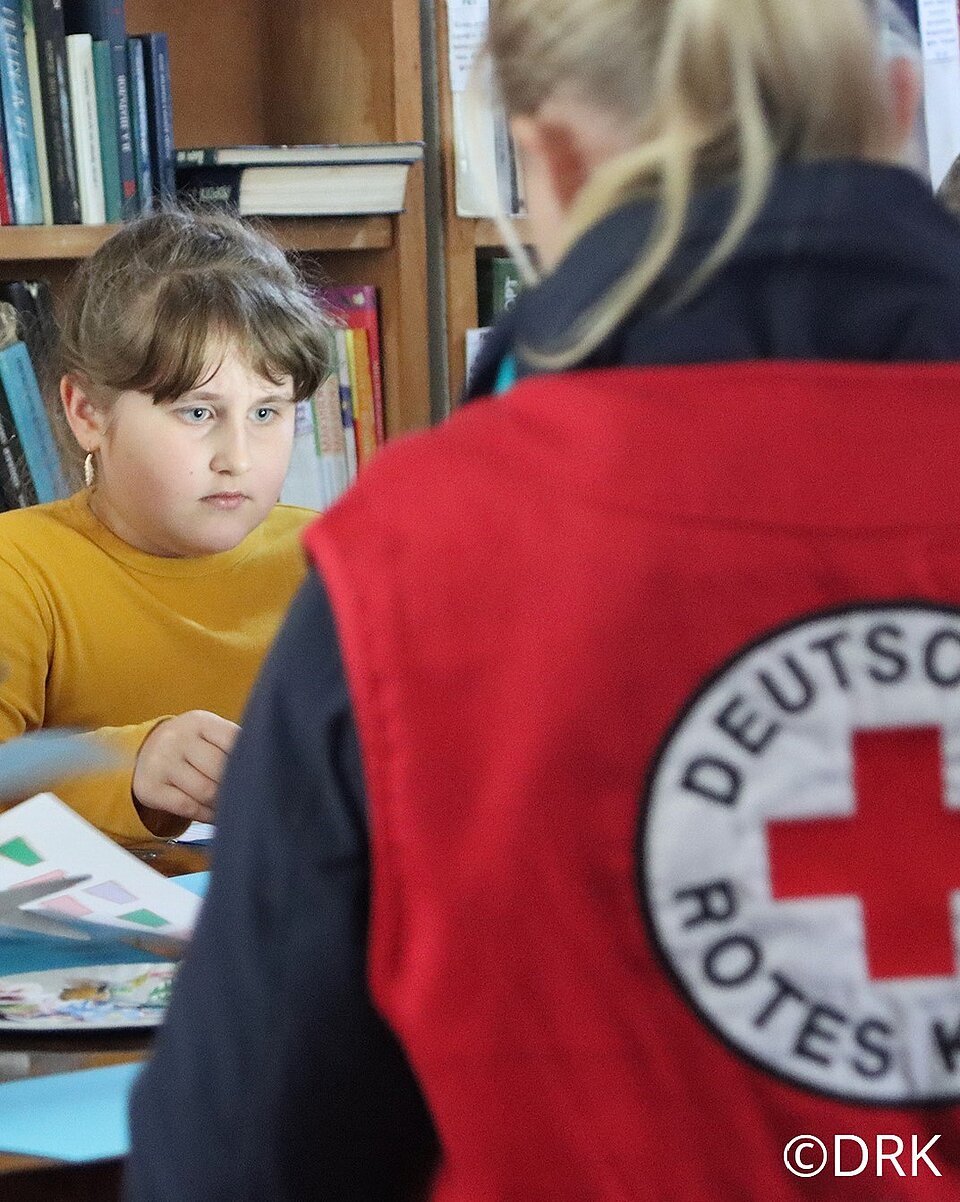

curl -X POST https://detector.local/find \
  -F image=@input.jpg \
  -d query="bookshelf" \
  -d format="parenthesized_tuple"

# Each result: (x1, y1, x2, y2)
(0, 0, 431, 438)
(433, 0, 530, 405)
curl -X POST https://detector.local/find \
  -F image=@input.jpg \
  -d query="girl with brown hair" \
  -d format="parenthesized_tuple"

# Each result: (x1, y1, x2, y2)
(0, 207, 330, 839)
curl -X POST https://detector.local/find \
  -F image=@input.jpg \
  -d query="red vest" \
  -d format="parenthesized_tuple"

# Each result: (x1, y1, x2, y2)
(305, 362, 960, 1201)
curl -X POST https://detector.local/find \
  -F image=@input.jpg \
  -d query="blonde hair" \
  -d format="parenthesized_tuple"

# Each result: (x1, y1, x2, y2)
(488, 0, 902, 368)
(54, 207, 332, 480)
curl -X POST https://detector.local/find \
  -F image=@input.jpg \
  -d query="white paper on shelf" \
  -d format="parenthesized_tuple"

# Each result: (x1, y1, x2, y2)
(917, 0, 960, 186)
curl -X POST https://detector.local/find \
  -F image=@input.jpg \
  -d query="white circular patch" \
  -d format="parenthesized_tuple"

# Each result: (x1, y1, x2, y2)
(642, 604, 960, 1104)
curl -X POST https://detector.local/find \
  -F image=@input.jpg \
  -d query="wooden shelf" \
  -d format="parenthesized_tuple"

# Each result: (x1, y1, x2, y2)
(0, 216, 394, 263)
(475, 217, 531, 249)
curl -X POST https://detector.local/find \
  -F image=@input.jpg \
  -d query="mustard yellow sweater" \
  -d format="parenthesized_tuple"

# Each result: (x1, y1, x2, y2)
(0, 492, 314, 840)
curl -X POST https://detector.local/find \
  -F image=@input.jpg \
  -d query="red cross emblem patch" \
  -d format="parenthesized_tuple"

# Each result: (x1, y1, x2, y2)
(641, 604, 960, 1104)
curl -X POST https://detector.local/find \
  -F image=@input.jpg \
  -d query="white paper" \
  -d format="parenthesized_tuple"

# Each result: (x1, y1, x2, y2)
(918, 0, 960, 185)
(447, 0, 488, 93)
(0, 794, 201, 939)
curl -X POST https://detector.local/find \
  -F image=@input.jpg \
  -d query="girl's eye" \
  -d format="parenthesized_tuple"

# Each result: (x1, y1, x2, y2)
(252, 407, 278, 423)
(179, 406, 212, 423)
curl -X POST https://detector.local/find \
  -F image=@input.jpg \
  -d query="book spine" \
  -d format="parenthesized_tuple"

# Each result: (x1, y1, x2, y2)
(30, 0, 80, 222)
(311, 372, 348, 505)
(63, 0, 133, 214)
(91, 38, 119, 220)
(138, 32, 173, 201)
(278, 398, 328, 511)
(64, 32, 104, 222)
(345, 328, 377, 469)
(332, 329, 358, 483)
(0, 372, 38, 506)
(0, 340, 64, 501)
(21, 0, 52, 223)
(175, 146, 214, 167)
(0, 120, 15, 224)
(0, 1, 44, 224)
(125, 35, 149, 210)
(491, 257, 521, 317)
(174, 164, 241, 209)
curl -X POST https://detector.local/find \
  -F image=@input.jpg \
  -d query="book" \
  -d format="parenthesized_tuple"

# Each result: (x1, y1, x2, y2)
(125, 34, 149, 210)
(65, 31, 104, 222)
(21, 0, 53, 224)
(0, 332, 66, 502)
(175, 159, 419, 217)
(280, 398, 327, 511)
(0, 0, 44, 224)
(63, 0, 135, 215)
(0, 379, 38, 508)
(343, 328, 378, 469)
(0, 278, 56, 374)
(137, 31, 173, 202)
(312, 371, 349, 505)
(176, 141, 424, 168)
(91, 38, 120, 220)
(0, 127, 14, 225)
(332, 328, 358, 484)
(320, 285, 385, 445)
(476, 255, 522, 326)
(29, 0, 81, 223)
(465, 326, 492, 382)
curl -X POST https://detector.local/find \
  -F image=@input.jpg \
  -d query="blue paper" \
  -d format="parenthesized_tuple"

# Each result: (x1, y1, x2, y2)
(0, 1061, 141, 1161)
(174, 871, 209, 897)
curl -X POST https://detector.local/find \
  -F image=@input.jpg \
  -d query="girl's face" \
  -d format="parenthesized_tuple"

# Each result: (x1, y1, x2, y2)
(79, 347, 297, 558)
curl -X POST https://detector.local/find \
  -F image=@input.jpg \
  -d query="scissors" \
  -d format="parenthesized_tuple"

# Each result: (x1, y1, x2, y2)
(0, 874, 94, 940)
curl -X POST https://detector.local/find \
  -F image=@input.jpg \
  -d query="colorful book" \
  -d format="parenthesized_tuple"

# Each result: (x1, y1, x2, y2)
(125, 34, 149, 210)
(332, 328, 357, 484)
(63, 0, 135, 215)
(0, 0, 44, 224)
(64, 31, 104, 222)
(29, 0, 81, 223)
(91, 38, 120, 220)
(320, 286, 385, 445)
(21, 0, 53, 224)
(344, 328, 377, 469)
(137, 31, 173, 202)
(0, 337, 65, 501)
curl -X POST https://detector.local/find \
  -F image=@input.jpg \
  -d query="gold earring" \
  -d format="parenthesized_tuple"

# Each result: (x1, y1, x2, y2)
(83, 452, 95, 488)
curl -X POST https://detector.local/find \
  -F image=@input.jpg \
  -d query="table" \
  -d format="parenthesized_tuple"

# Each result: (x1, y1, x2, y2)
(0, 840, 209, 1197)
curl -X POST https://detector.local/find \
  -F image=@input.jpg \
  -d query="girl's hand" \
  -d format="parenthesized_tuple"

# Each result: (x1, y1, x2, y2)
(132, 710, 241, 824)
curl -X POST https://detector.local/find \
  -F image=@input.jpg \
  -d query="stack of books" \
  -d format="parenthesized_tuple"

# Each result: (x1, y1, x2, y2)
(280, 284, 386, 512)
(174, 143, 424, 218)
(0, 0, 174, 225)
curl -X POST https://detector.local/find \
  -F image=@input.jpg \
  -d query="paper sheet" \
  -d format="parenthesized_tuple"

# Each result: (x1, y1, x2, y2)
(0, 1062, 141, 1161)
(0, 794, 201, 940)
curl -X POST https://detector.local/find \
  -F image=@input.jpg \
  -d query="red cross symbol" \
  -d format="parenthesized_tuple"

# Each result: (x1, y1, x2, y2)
(767, 726, 960, 980)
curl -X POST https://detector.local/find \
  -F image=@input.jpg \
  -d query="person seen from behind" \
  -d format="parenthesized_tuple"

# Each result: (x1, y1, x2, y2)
(129, 0, 960, 1198)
